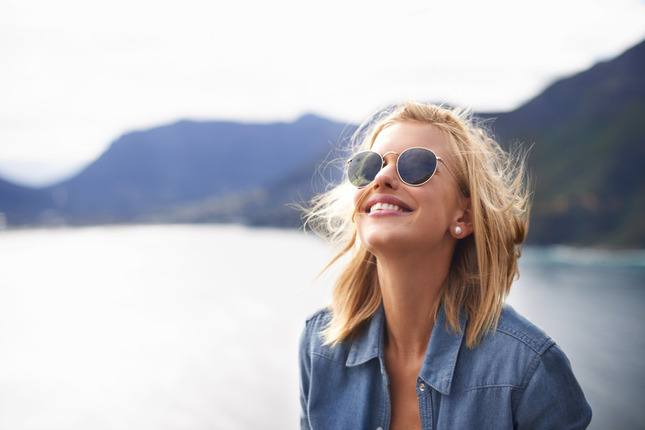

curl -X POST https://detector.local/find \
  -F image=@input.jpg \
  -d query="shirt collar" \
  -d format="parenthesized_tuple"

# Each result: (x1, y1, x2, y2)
(345, 299, 467, 396)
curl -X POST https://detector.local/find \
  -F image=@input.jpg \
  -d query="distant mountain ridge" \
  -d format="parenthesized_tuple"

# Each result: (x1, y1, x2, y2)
(0, 114, 353, 226)
(1, 39, 643, 247)
(481, 38, 645, 247)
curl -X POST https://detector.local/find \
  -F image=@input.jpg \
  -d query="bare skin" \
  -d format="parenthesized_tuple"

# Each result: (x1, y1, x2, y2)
(353, 121, 473, 429)
(384, 332, 427, 429)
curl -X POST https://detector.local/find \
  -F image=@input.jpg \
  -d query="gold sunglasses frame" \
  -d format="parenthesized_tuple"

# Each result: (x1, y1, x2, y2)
(346, 146, 457, 189)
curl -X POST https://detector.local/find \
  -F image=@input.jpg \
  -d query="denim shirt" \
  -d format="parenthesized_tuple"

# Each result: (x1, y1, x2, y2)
(299, 301, 592, 429)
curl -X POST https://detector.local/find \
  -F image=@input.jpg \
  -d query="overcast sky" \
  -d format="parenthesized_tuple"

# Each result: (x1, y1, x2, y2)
(2, 0, 644, 186)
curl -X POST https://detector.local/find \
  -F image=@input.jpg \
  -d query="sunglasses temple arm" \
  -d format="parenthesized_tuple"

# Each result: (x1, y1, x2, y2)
(437, 157, 468, 196)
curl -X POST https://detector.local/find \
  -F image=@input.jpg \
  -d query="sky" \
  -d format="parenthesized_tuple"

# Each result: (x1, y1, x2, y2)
(1, 0, 644, 187)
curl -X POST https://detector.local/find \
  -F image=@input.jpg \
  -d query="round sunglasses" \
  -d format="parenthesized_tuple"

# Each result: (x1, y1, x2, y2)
(346, 146, 450, 188)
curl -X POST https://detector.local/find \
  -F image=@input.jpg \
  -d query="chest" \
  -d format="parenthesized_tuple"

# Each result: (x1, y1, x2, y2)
(385, 357, 424, 430)
(306, 352, 520, 430)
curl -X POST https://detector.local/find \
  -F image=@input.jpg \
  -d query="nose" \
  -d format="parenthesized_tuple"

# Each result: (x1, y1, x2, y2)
(372, 152, 399, 189)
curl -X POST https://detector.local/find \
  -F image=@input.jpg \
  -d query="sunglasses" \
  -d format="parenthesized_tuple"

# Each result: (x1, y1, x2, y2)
(346, 146, 450, 188)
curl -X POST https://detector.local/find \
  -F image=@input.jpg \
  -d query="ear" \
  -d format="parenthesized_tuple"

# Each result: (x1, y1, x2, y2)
(451, 197, 473, 239)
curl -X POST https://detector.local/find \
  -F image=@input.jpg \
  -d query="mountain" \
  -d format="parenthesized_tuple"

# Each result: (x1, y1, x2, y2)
(480, 39, 645, 247)
(0, 39, 643, 247)
(246, 39, 645, 247)
(233, 40, 645, 247)
(0, 178, 51, 226)
(0, 114, 352, 226)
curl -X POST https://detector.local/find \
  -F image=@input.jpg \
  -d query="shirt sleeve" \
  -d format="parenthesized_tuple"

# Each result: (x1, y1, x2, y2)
(514, 343, 592, 429)
(299, 320, 312, 430)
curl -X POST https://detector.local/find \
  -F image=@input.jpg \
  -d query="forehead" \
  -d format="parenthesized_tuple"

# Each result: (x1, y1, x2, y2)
(370, 121, 451, 158)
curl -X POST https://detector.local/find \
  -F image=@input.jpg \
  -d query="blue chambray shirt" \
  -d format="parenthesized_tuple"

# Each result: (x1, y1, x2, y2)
(299, 300, 592, 429)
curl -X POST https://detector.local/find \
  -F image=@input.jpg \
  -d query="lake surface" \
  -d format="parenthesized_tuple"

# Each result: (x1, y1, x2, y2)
(0, 224, 643, 429)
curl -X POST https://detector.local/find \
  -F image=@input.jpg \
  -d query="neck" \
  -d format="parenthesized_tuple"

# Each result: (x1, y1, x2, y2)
(377, 244, 453, 360)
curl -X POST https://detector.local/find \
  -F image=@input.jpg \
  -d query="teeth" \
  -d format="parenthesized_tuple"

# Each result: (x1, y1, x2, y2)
(370, 202, 403, 213)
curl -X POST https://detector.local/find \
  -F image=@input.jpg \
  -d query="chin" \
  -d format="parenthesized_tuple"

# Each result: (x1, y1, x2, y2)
(359, 229, 411, 254)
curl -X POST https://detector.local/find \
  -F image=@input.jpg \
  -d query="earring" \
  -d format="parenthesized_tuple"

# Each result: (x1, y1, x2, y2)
(454, 226, 463, 236)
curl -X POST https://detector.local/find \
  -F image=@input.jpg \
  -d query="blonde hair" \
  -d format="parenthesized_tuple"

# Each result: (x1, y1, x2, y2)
(301, 101, 532, 349)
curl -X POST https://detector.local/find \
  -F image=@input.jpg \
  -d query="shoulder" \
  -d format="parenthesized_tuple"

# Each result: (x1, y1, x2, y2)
(499, 305, 593, 425)
(453, 303, 559, 392)
(299, 306, 353, 365)
(299, 306, 332, 355)
(456, 304, 592, 425)
(302, 306, 333, 345)
(305, 306, 333, 326)
(468, 302, 555, 360)
(494, 303, 555, 355)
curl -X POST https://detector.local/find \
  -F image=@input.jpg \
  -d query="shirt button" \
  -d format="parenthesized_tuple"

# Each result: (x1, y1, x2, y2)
(418, 382, 426, 391)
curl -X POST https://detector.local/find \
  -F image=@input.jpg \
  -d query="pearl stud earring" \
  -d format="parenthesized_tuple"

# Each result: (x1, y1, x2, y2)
(454, 226, 463, 236)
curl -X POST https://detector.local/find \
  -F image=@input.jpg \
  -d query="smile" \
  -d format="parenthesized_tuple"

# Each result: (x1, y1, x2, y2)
(367, 202, 413, 217)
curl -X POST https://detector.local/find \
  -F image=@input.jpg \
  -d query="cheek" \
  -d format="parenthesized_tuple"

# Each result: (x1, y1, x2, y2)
(415, 191, 453, 230)
(352, 190, 362, 210)
(352, 188, 371, 214)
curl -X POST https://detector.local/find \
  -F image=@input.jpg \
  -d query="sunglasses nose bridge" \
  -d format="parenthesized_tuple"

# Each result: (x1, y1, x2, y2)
(372, 151, 400, 185)
(379, 151, 400, 170)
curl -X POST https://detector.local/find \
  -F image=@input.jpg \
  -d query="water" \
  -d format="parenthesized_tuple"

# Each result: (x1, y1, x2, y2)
(0, 224, 643, 429)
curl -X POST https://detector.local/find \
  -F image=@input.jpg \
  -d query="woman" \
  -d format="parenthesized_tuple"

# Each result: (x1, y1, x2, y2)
(298, 102, 592, 429)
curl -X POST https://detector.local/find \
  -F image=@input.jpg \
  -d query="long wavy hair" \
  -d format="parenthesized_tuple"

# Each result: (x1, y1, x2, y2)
(301, 101, 532, 349)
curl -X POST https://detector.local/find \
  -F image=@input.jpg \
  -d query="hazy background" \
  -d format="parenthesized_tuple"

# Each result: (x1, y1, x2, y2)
(2, 0, 644, 186)
(1, 226, 644, 429)
(1, 0, 644, 428)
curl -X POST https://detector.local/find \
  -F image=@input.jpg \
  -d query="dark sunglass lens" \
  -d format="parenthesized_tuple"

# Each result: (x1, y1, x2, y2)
(398, 148, 437, 185)
(347, 151, 382, 187)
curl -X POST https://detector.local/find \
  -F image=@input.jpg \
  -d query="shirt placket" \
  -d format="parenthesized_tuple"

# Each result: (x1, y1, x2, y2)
(377, 367, 434, 430)
(416, 378, 433, 430)
(378, 357, 391, 430)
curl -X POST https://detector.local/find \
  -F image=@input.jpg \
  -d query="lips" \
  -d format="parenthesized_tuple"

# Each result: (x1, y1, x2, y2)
(363, 194, 414, 213)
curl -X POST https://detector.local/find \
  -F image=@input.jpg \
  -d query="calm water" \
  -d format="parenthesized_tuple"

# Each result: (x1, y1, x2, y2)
(0, 224, 643, 429)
